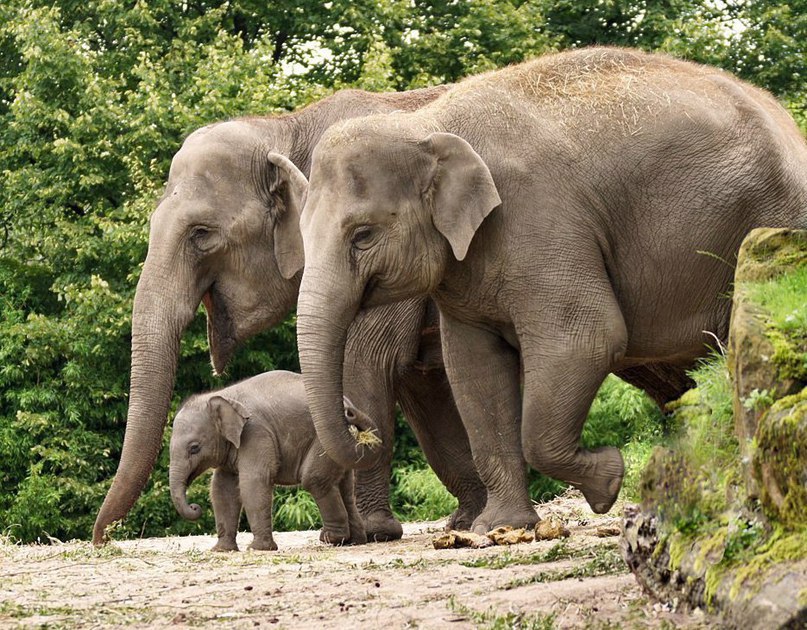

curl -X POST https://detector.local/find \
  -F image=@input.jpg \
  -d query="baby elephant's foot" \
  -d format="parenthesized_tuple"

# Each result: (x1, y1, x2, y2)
(248, 537, 278, 551)
(320, 527, 351, 546)
(362, 510, 403, 542)
(211, 538, 239, 552)
(577, 446, 625, 514)
(471, 505, 539, 535)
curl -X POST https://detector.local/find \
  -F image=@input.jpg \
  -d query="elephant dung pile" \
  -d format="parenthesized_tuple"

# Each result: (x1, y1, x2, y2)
(621, 228, 807, 630)
(433, 518, 570, 549)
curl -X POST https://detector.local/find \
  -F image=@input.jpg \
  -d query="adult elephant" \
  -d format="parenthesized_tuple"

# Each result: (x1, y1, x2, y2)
(91, 86, 488, 545)
(294, 47, 807, 534)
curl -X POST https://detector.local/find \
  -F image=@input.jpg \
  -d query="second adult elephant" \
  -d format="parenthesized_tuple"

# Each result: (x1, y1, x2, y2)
(92, 86, 487, 545)
(295, 47, 807, 533)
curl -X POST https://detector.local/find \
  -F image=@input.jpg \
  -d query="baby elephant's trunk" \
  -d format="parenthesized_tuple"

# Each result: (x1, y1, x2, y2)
(342, 396, 382, 461)
(169, 465, 202, 521)
(342, 396, 377, 433)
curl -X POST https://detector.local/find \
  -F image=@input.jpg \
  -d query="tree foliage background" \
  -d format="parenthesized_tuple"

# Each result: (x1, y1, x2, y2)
(1, 0, 804, 542)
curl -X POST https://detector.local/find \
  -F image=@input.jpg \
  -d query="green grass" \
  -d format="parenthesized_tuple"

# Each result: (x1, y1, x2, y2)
(681, 354, 738, 474)
(501, 547, 627, 589)
(447, 597, 557, 629)
(748, 266, 807, 336)
(393, 465, 458, 522)
(273, 488, 321, 531)
(460, 540, 611, 569)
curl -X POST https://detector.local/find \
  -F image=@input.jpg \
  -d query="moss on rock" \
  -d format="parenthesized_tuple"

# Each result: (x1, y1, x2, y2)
(754, 388, 807, 527)
(622, 228, 807, 628)
(734, 228, 807, 283)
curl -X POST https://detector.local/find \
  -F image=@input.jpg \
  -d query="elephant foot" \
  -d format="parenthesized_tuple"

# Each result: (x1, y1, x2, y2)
(362, 510, 403, 542)
(320, 527, 351, 546)
(211, 538, 239, 552)
(575, 446, 625, 514)
(445, 499, 486, 532)
(248, 537, 278, 551)
(348, 525, 368, 546)
(470, 504, 539, 536)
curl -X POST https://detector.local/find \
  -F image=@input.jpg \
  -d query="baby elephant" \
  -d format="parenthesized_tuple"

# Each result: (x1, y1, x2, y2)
(169, 370, 376, 551)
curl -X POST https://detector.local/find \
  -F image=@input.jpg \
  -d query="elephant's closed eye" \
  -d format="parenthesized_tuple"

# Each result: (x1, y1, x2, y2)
(189, 443, 201, 455)
(190, 226, 218, 251)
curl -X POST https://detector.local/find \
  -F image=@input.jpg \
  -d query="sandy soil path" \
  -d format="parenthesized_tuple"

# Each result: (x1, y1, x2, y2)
(0, 495, 715, 628)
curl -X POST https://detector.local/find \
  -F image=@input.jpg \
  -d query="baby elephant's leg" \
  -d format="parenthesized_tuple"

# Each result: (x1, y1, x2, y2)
(210, 469, 241, 552)
(340, 471, 367, 545)
(303, 472, 351, 545)
(240, 475, 278, 551)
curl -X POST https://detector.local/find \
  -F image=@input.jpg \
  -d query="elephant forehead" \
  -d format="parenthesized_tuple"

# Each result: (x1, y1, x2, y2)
(315, 148, 423, 200)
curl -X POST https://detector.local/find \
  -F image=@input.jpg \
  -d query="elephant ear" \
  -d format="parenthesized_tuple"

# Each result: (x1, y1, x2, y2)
(260, 152, 308, 280)
(421, 132, 501, 261)
(209, 395, 250, 449)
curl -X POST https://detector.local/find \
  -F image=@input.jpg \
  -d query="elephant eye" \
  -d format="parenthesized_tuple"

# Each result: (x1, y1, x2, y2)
(351, 226, 375, 251)
(189, 443, 201, 456)
(190, 226, 217, 252)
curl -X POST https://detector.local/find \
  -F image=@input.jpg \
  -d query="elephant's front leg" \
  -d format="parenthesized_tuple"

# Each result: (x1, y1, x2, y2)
(440, 314, 537, 534)
(343, 315, 402, 542)
(210, 469, 241, 552)
(239, 474, 277, 551)
(520, 339, 626, 514)
(354, 458, 402, 541)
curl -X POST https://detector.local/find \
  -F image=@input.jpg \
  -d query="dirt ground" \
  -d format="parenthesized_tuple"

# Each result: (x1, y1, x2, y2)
(0, 493, 717, 629)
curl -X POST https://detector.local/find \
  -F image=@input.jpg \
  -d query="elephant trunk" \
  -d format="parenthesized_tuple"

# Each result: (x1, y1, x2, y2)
(92, 271, 198, 545)
(169, 464, 202, 521)
(297, 268, 376, 470)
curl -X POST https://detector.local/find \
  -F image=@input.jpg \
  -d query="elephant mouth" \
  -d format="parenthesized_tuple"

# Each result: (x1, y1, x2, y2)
(202, 285, 238, 375)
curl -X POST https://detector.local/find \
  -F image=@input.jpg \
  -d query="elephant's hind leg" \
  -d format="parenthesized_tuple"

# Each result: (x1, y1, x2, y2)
(396, 365, 487, 531)
(304, 472, 351, 545)
(518, 279, 628, 514)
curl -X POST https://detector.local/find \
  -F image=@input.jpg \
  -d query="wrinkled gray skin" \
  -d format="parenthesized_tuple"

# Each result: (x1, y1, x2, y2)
(169, 371, 372, 550)
(93, 86, 487, 545)
(296, 47, 807, 534)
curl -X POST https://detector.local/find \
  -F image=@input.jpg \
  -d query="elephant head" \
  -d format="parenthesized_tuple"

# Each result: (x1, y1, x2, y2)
(169, 394, 249, 520)
(92, 120, 307, 544)
(297, 124, 501, 468)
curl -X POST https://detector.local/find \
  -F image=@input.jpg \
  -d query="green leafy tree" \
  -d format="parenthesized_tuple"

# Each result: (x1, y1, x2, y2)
(0, 1, 307, 542)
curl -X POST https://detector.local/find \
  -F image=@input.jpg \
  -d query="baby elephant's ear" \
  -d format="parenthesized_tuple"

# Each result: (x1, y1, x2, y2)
(209, 396, 250, 449)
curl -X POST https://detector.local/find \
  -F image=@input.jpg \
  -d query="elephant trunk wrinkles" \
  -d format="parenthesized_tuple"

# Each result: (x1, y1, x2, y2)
(297, 270, 375, 470)
(169, 465, 202, 521)
(92, 275, 197, 545)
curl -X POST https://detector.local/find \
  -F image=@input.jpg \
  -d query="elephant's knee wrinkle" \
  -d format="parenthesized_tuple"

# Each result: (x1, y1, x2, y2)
(522, 437, 577, 474)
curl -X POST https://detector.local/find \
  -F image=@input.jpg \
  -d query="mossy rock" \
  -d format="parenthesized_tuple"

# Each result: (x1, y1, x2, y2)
(734, 228, 807, 283)
(754, 388, 807, 528)
(639, 446, 701, 522)
(729, 228, 807, 498)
